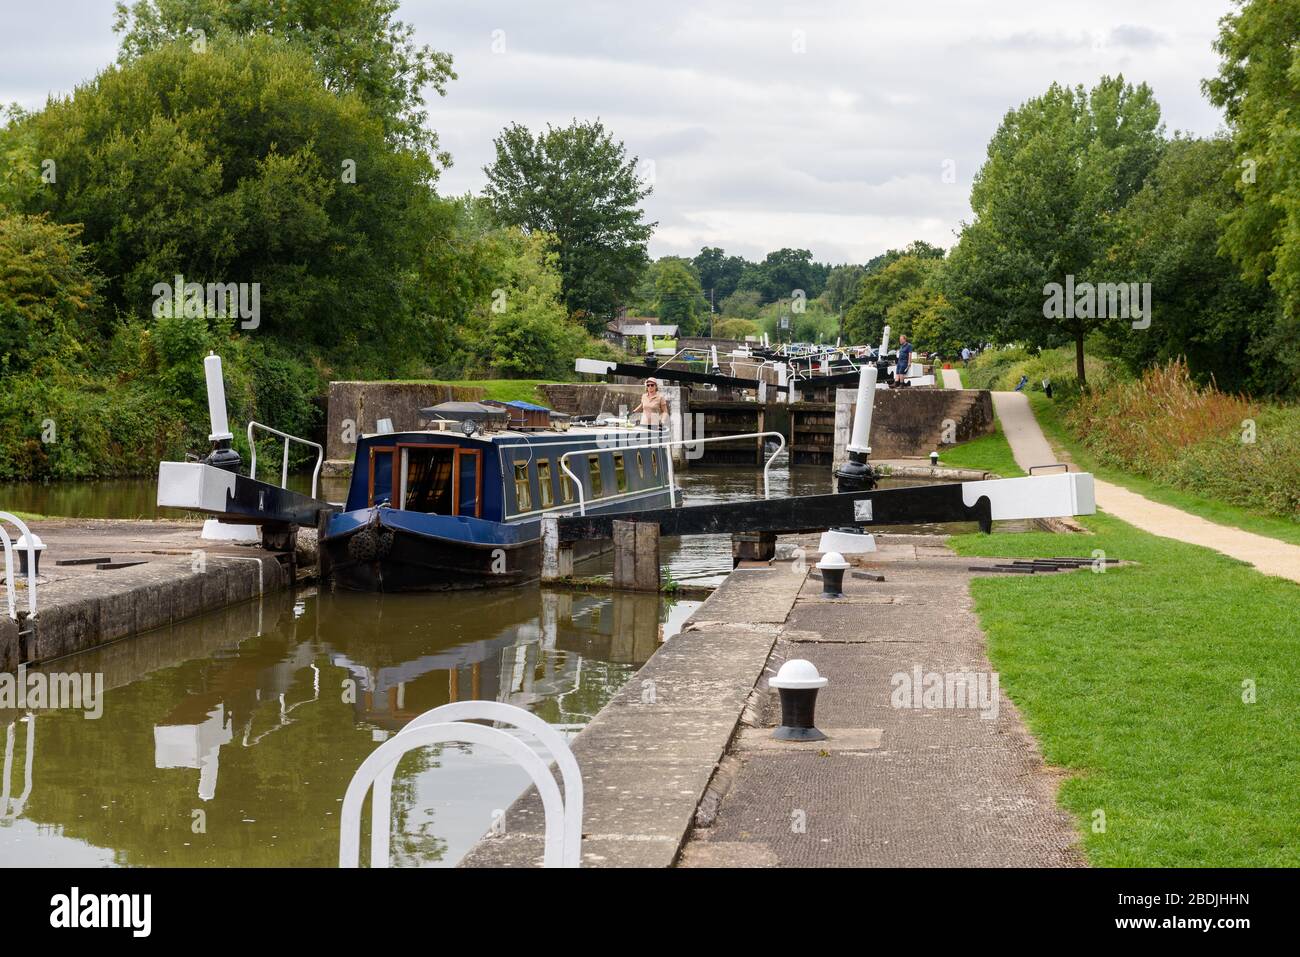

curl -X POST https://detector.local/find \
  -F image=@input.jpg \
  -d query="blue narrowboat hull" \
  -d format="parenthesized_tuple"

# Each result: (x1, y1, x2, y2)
(321, 490, 673, 592)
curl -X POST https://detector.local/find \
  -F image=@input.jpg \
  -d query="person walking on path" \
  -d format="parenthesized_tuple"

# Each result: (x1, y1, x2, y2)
(631, 378, 671, 428)
(961, 346, 971, 367)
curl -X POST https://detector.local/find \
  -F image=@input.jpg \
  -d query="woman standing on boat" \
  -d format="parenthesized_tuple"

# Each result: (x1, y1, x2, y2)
(632, 378, 671, 428)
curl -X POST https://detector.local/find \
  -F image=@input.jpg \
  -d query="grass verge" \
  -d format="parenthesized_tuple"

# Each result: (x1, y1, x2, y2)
(384, 379, 555, 404)
(938, 418, 1026, 478)
(1030, 393, 1300, 548)
(950, 512, 1300, 866)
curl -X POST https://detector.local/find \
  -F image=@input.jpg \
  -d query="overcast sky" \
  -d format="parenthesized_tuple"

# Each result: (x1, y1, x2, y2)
(2, 1, 1234, 265)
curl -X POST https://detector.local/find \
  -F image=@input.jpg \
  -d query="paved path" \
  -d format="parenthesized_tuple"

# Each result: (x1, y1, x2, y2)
(941, 367, 963, 389)
(992, 391, 1300, 585)
(679, 536, 1084, 867)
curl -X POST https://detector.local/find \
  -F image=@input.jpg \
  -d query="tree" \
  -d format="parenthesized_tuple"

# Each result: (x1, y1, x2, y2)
(112, 0, 455, 157)
(844, 255, 943, 345)
(719, 289, 763, 320)
(1101, 136, 1285, 394)
(654, 258, 705, 337)
(739, 247, 825, 302)
(0, 213, 100, 373)
(909, 292, 964, 357)
(712, 317, 760, 341)
(946, 76, 1164, 385)
(692, 247, 749, 305)
(824, 264, 865, 315)
(10, 35, 446, 370)
(1204, 0, 1300, 385)
(482, 119, 655, 331)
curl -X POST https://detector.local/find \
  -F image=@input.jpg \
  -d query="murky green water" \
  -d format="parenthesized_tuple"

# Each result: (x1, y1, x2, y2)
(0, 586, 694, 867)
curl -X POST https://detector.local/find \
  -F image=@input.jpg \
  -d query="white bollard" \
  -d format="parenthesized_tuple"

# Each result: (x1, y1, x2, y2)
(204, 353, 233, 443)
(848, 364, 878, 456)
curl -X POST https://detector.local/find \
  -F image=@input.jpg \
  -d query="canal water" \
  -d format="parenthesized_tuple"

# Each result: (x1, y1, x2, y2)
(0, 461, 981, 867)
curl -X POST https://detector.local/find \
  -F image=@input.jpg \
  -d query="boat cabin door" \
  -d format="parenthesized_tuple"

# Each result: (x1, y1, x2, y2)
(387, 444, 482, 517)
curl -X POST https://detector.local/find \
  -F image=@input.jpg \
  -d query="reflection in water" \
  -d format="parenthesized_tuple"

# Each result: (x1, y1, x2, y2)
(0, 586, 696, 868)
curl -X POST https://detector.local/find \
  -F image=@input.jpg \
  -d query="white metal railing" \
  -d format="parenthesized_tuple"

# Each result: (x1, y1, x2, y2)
(247, 421, 324, 500)
(559, 430, 787, 516)
(0, 511, 38, 621)
(364, 700, 583, 868)
(340, 701, 581, 869)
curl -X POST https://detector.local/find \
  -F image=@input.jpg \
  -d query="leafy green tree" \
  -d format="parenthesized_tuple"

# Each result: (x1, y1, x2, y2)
(946, 76, 1164, 385)
(112, 0, 454, 156)
(844, 255, 943, 344)
(0, 213, 100, 373)
(824, 264, 865, 315)
(692, 247, 749, 305)
(654, 258, 705, 336)
(10, 35, 443, 370)
(1101, 136, 1285, 394)
(712, 317, 760, 341)
(482, 120, 654, 330)
(1204, 0, 1300, 386)
(739, 247, 825, 302)
(719, 289, 763, 320)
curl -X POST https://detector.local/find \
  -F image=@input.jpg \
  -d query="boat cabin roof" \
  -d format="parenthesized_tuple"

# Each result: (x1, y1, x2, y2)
(357, 424, 663, 445)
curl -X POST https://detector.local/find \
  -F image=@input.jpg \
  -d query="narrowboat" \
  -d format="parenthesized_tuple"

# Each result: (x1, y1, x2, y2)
(319, 404, 675, 591)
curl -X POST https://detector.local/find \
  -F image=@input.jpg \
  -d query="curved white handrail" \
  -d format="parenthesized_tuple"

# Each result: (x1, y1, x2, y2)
(339, 722, 568, 869)
(247, 421, 324, 500)
(369, 700, 582, 868)
(0, 512, 38, 621)
(559, 430, 787, 516)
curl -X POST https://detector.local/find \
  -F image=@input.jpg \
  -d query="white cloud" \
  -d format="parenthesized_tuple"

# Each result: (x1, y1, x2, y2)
(1, 0, 1233, 264)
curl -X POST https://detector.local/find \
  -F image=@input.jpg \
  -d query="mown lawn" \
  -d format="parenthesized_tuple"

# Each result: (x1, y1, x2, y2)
(938, 418, 1025, 477)
(1030, 392, 1300, 548)
(950, 512, 1300, 866)
(386, 379, 554, 404)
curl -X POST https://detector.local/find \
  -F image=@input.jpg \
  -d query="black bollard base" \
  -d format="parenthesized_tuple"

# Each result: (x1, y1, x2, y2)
(773, 686, 827, 741)
(834, 451, 877, 493)
(16, 549, 41, 577)
(203, 438, 242, 473)
(820, 565, 846, 598)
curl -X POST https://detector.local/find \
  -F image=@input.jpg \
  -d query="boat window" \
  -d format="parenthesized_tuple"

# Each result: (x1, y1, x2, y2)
(614, 453, 628, 493)
(588, 454, 604, 498)
(559, 464, 575, 503)
(457, 450, 481, 517)
(537, 459, 554, 508)
(636, 451, 645, 479)
(513, 460, 532, 512)
(649, 450, 659, 476)
(403, 447, 455, 513)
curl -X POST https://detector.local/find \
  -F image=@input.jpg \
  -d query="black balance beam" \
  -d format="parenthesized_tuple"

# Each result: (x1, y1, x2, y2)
(558, 482, 993, 540)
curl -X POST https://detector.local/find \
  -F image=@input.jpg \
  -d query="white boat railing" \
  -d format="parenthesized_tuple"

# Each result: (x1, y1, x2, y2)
(340, 701, 581, 868)
(558, 430, 787, 516)
(247, 421, 324, 500)
(0, 511, 39, 622)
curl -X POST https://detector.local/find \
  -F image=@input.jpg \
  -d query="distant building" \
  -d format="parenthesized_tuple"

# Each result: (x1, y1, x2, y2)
(605, 317, 678, 350)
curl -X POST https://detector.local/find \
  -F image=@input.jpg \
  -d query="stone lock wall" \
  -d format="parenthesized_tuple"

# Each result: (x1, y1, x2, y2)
(324, 381, 486, 472)
(833, 387, 995, 465)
